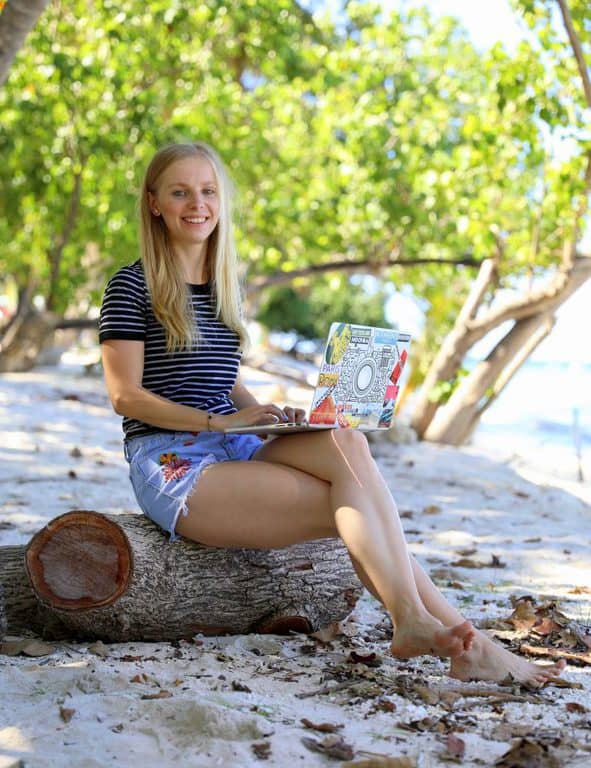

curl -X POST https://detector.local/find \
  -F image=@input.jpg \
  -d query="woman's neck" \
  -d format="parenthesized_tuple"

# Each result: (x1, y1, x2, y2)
(174, 243, 208, 284)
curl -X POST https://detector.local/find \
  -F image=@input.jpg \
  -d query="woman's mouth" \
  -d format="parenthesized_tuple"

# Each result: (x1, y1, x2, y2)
(183, 216, 208, 224)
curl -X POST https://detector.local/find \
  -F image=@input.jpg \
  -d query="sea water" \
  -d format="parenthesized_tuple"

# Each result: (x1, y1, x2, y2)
(471, 360, 591, 486)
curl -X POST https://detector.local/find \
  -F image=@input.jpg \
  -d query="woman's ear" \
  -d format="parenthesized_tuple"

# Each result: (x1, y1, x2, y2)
(147, 192, 160, 216)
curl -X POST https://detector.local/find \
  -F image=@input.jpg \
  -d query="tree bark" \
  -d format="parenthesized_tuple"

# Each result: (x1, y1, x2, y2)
(0, 545, 70, 639)
(410, 258, 498, 438)
(0, 0, 51, 87)
(23, 511, 363, 643)
(411, 255, 591, 441)
(46, 163, 85, 312)
(0, 308, 57, 372)
(556, 0, 591, 108)
(424, 310, 555, 445)
(0, 581, 6, 638)
(466, 312, 556, 434)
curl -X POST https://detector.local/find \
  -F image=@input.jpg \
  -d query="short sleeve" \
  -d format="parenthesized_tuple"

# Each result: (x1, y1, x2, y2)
(99, 266, 147, 343)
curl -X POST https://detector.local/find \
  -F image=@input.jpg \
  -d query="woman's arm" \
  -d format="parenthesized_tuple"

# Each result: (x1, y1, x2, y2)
(101, 339, 211, 432)
(101, 340, 287, 431)
(229, 372, 261, 410)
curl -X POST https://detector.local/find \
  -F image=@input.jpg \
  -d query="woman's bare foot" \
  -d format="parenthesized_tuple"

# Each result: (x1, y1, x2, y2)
(450, 630, 567, 686)
(391, 617, 475, 659)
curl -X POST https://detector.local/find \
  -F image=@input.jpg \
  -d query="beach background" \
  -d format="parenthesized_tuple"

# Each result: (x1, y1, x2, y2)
(1, 350, 590, 768)
(1, 0, 590, 764)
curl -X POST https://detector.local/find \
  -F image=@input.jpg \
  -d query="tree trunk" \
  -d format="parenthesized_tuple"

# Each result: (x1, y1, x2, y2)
(424, 310, 555, 445)
(462, 311, 556, 439)
(0, 306, 57, 373)
(410, 258, 498, 438)
(0, 545, 70, 639)
(23, 510, 363, 642)
(0, 0, 51, 87)
(411, 255, 591, 442)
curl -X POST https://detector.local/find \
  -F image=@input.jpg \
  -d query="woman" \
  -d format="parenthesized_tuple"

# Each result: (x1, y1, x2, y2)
(100, 141, 565, 686)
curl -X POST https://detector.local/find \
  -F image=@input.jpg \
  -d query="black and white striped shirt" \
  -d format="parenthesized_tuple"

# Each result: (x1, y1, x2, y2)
(99, 260, 241, 440)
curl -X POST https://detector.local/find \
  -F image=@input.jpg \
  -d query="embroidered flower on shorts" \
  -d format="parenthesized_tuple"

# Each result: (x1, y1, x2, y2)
(159, 452, 192, 482)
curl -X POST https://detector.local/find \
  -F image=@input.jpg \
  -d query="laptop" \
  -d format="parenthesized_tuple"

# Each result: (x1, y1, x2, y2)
(224, 322, 412, 435)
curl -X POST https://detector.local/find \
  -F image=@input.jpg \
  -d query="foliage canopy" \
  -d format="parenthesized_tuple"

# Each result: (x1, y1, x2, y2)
(0, 0, 589, 359)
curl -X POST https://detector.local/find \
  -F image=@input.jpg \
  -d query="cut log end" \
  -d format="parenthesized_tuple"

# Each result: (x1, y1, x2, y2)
(25, 511, 132, 610)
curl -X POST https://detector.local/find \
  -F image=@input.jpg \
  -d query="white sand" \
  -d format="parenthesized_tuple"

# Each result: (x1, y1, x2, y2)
(1, 365, 590, 768)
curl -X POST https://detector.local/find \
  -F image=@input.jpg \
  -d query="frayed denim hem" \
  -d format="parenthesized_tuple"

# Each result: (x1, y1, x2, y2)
(166, 452, 218, 542)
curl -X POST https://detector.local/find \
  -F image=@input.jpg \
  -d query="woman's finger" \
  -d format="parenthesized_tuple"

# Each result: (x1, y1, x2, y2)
(294, 408, 307, 423)
(257, 404, 285, 424)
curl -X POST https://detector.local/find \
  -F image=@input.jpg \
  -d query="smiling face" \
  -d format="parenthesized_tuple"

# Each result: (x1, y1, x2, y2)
(148, 155, 220, 254)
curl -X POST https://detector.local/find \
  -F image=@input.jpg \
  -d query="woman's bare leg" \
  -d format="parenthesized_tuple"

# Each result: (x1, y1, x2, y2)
(179, 430, 473, 659)
(260, 431, 474, 658)
(409, 557, 566, 683)
(177, 434, 565, 684)
(354, 526, 565, 683)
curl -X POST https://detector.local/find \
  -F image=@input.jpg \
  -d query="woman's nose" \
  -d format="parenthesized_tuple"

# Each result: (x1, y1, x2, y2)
(190, 192, 207, 207)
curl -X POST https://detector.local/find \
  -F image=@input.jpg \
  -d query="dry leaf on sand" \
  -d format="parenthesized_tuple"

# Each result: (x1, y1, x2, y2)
(347, 650, 381, 667)
(445, 733, 466, 760)
(451, 554, 506, 569)
(302, 734, 355, 761)
(311, 616, 359, 643)
(59, 706, 75, 723)
(251, 741, 271, 760)
(0, 639, 56, 657)
(343, 757, 416, 767)
(301, 718, 343, 733)
(87, 640, 109, 657)
(140, 690, 173, 700)
(495, 737, 561, 768)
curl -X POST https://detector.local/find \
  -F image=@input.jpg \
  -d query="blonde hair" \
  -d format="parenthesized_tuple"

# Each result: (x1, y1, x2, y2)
(139, 141, 248, 353)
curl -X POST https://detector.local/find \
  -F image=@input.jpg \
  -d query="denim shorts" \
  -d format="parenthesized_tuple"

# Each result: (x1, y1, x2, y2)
(124, 430, 264, 541)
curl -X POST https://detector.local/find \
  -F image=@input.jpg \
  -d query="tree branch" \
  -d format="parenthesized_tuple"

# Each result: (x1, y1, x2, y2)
(0, 0, 51, 87)
(46, 158, 86, 311)
(249, 254, 481, 290)
(466, 255, 591, 338)
(556, 0, 591, 108)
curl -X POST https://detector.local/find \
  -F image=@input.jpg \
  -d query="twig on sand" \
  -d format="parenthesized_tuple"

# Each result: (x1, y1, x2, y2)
(521, 643, 591, 669)
(446, 686, 545, 705)
(296, 680, 364, 699)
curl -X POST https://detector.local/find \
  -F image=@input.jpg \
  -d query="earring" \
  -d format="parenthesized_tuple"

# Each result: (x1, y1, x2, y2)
(153, 209, 160, 216)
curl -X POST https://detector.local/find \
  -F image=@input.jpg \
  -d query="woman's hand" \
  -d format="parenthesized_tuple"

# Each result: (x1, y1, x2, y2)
(279, 405, 307, 424)
(211, 403, 289, 431)
(211, 403, 306, 431)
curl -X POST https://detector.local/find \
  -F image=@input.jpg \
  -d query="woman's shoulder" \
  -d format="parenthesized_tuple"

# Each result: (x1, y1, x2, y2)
(104, 261, 148, 297)
(102, 261, 148, 311)
(107, 260, 145, 286)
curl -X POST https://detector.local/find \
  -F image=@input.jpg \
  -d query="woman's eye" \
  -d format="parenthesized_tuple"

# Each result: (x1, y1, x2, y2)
(172, 190, 186, 197)
(204, 188, 216, 195)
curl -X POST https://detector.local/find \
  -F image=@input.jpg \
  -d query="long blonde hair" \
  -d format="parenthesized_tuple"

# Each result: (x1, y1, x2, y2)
(139, 142, 248, 353)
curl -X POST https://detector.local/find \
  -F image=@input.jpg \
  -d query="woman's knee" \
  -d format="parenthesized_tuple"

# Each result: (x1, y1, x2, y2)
(330, 429, 372, 461)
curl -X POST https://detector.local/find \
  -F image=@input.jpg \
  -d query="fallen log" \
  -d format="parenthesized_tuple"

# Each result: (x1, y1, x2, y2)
(0, 581, 5, 638)
(0, 545, 70, 639)
(24, 510, 363, 642)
